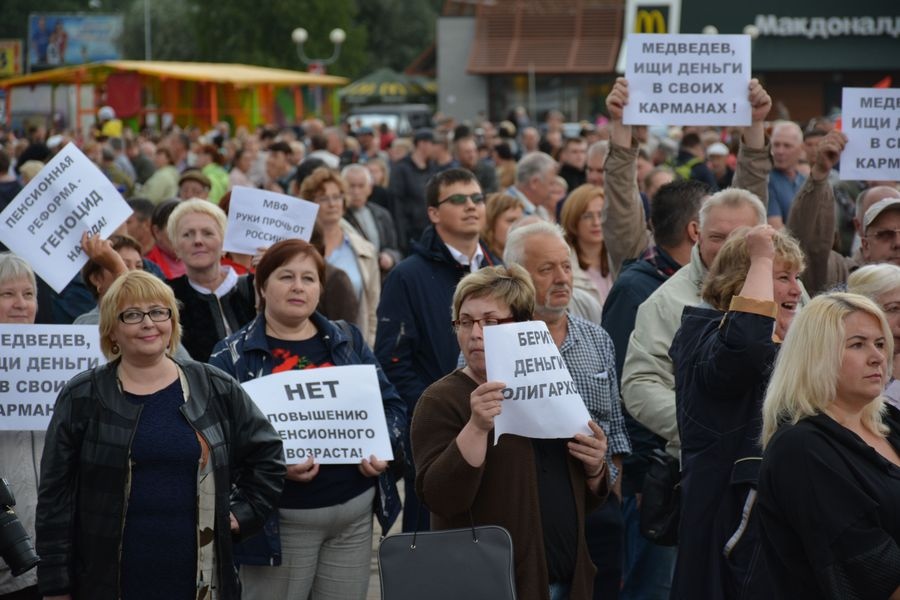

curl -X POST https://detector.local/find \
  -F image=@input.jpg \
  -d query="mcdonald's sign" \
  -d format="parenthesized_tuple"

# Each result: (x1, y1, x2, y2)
(635, 7, 669, 33)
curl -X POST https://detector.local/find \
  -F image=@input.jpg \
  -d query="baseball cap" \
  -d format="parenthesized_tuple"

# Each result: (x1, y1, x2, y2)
(706, 142, 729, 157)
(413, 128, 434, 143)
(178, 169, 212, 189)
(863, 198, 900, 233)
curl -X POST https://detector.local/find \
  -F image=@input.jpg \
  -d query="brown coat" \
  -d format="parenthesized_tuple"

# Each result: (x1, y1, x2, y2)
(412, 370, 607, 600)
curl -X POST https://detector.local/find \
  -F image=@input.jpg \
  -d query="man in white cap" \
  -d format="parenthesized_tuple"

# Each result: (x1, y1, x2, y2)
(861, 195, 900, 267)
(97, 105, 123, 138)
(706, 142, 733, 189)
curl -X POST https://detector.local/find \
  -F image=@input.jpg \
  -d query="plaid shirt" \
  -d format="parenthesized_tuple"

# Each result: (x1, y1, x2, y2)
(561, 314, 632, 481)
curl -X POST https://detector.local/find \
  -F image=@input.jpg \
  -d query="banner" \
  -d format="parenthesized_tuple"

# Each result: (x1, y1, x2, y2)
(0, 143, 132, 293)
(484, 320, 592, 443)
(623, 33, 752, 126)
(840, 88, 900, 181)
(28, 13, 123, 71)
(222, 186, 318, 255)
(0, 325, 105, 431)
(0, 40, 23, 77)
(241, 365, 394, 465)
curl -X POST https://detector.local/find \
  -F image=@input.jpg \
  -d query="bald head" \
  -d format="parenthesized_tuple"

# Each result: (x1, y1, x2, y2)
(771, 121, 804, 173)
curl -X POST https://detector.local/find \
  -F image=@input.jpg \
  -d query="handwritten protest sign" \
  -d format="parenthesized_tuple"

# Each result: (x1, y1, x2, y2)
(840, 88, 900, 181)
(484, 320, 591, 443)
(0, 144, 132, 293)
(624, 34, 751, 126)
(222, 186, 318, 255)
(241, 365, 393, 465)
(0, 325, 105, 430)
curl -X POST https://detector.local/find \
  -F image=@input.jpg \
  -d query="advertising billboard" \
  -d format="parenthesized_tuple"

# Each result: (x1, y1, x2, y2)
(28, 13, 123, 72)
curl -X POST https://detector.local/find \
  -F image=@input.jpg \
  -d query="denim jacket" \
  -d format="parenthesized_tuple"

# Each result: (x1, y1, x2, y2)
(210, 311, 406, 565)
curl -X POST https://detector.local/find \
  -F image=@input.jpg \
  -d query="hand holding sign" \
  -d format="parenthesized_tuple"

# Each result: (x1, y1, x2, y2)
(469, 380, 507, 432)
(568, 420, 609, 479)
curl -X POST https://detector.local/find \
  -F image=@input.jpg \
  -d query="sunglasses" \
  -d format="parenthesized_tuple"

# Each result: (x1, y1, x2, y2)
(437, 192, 485, 206)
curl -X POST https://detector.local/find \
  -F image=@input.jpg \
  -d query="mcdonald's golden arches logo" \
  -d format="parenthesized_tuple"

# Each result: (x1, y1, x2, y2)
(635, 7, 668, 33)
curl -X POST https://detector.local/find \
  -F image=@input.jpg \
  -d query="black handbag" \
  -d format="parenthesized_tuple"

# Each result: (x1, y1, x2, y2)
(378, 517, 517, 600)
(639, 448, 681, 546)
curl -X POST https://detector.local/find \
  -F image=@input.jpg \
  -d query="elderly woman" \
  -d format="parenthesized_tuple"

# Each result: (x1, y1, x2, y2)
(300, 167, 379, 346)
(669, 225, 805, 599)
(560, 184, 612, 307)
(35, 270, 284, 600)
(758, 292, 900, 598)
(166, 199, 256, 362)
(481, 192, 525, 259)
(209, 239, 404, 600)
(412, 264, 610, 600)
(847, 263, 900, 418)
(0, 253, 41, 600)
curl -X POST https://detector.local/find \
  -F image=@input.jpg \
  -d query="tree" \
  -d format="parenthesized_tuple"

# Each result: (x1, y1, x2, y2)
(355, 0, 441, 73)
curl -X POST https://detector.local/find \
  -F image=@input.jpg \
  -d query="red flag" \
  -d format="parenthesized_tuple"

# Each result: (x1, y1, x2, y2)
(873, 76, 892, 88)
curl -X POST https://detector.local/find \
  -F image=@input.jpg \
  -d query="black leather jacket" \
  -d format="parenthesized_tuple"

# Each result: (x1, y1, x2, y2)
(35, 358, 285, 599)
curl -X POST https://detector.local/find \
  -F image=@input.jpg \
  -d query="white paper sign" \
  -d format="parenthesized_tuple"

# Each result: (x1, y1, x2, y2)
(241, 365, 394, 465)
(0, 143, 132, 293)
(222, 186, 319, 254)
(624, 34, 752, 126)
(484, 320, 592, 443)
(840, 88, 900, 181)
(0, 324, 106, 431)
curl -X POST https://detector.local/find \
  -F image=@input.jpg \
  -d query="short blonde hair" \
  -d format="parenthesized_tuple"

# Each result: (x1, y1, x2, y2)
(761, 292, 891, 447)
(701, 227, 806, 311)
(0, 252, 36, 291)
(452, 264, 535, 324)
(299, 167, 347, 202)
(167, 198, 227, 245)
(699, 188, 766, 231)
(99, 270, 181, 360)
(559, 184, 608, 275)
(847, 263, 900, 303)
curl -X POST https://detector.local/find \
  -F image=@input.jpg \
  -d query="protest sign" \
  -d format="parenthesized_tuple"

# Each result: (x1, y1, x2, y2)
(0, 143, 132, 293)
(0, 324, 105, 430)
(840, 88, 900, 181)
(484, 320, 592, 443)
(241, 365, 394, 464)
(222, 186, 318, 255)
(623, 33, 751, 126)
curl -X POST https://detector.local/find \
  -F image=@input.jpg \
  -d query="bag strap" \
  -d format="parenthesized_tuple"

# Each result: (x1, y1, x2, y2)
(409, 504, 479, 548)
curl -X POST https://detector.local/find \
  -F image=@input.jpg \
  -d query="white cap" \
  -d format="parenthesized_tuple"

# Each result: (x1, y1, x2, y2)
(863, 198, 900, 233)
(98, 106, 115, 121)
(706, 142, 729, 157)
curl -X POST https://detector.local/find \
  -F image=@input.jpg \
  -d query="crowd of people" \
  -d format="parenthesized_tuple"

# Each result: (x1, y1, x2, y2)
(0, 73, 899, 600)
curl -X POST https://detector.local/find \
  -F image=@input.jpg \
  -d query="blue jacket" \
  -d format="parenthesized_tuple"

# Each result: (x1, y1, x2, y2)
(374, 225, 498, 415)
(209, 312, 406, 563)
(669, 304, 775, 599)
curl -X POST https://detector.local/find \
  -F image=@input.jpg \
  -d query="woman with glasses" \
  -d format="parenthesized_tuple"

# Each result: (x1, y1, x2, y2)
(166, 199, 256, 362)
(560, 184, 613, 307)
(209, 239, 404, 600)
(36, 270, 284, 600)
(412, 264, 610, 600)
(301, 167, 380, 346)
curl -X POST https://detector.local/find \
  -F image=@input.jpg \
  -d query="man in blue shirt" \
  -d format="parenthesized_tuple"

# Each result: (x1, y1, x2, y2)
(767, 121, 806, 229)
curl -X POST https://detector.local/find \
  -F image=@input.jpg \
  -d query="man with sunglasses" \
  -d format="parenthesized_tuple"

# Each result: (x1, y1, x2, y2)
(375, 168, 500, 533)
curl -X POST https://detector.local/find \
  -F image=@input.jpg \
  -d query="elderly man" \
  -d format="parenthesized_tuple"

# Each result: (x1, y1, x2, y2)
(504, 221, 631, 600)
(586, 141, 609, 187)
(767, 121, 806, 229)
(375, 168, 498, 532)
(506, 151, 559, 221)
(341, 164, 402, 274)
(177, 169, 210, 200)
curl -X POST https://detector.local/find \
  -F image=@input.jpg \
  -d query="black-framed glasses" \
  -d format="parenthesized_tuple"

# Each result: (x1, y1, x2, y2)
(118, 308, 173, 324)
(452, 316, 516, 332)
(437, 192, 485, 206)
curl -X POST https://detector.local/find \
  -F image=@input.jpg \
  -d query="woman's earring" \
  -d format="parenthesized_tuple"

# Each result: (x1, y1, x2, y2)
(111, 342, 120, 354)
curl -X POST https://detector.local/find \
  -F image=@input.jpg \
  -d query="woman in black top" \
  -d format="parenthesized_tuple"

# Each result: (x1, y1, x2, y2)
(758, 292, 900, 599)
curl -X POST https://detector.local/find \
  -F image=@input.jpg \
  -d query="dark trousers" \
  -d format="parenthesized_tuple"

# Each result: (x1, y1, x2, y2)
(586, 494, 624, 600)
(0, 586, 41, 600)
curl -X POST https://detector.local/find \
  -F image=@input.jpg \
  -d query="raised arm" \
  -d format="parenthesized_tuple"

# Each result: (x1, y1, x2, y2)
(732, 79, 773, 209)
(603, 77, 651, 276)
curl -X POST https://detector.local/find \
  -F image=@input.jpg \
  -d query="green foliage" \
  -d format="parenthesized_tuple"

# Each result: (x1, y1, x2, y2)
(355, 0, 441, 72)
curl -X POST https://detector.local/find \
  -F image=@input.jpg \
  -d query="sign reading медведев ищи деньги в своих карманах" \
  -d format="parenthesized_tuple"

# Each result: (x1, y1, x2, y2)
(623, 33, 752, 127)
(840, 88, 900, 182)
(0, 143, 132, 293)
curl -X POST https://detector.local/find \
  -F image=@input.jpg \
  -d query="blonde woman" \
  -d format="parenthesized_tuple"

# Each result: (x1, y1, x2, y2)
(560, 184, 613, 307)
(758, 292, 900, 599)
(481, 193, 524, 259)
(847, 263, 900, 415)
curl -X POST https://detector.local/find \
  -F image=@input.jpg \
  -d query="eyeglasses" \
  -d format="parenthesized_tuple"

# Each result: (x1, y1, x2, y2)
(315, 194, 344, 204)
(867, 229, 900, 243)
(437, 193, 485, 206)
(452, 316, 516, 331)
(118, 308, 173, 324)
(580, 211, 602, 222)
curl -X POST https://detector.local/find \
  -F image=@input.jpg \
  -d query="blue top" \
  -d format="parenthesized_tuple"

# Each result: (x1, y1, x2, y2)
(328, 235, 363, 300)
(121, 378, 199, 600)
(766, 169, 807, 221)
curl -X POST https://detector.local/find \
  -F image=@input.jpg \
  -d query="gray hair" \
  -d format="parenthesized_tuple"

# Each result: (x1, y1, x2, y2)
(0, 252, 36, 291)
(587, 140, 609, 163)
(503, 220, 567, 266)
(847, 263, 900, 303)
(771, 120, 803, 144)
(341, 163, 373, 185)
(698, 188, 766, 231)
(515, 152, 557, 186)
